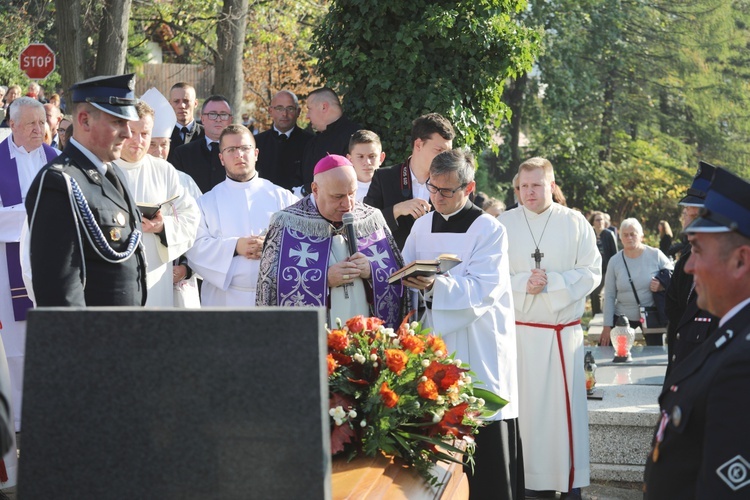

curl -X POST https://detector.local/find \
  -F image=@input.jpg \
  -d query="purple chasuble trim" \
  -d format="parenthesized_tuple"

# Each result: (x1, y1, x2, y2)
(0, 140, 58, 320)
(357, 229, 403, 328)
(276, 228, 332, 307)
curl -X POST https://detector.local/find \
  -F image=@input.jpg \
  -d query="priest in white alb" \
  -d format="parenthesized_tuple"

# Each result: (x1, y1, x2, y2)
(187, 125, 298, 306)
(498, 157, 601, 498)
(402, 149, 522, 500)
(115, 100, 199, 307)
(0, 96, 59, 486)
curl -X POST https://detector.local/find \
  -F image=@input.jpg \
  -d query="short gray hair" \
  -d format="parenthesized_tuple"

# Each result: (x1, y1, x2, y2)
(9, 96, 44, 122)
(619, 217, 643, 236)
(429, 149, 475, 186)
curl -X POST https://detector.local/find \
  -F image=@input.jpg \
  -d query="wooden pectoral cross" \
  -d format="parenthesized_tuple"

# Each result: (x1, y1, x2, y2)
(532, 248, 544, 269)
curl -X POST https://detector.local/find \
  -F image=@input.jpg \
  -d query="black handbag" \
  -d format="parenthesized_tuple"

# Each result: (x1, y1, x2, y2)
(621, 254, 668, 329)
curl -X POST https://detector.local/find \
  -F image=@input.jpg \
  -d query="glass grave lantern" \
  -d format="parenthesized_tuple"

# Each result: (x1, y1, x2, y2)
(611, 314, 635, 362)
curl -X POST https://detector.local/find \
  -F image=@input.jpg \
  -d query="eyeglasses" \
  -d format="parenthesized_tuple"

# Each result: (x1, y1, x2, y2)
(270, 106, 298, 114)
(57, 128, 66, 134)
(204, 112, 232, 121)
(221, 145, 255, 155)
(425, 180, 467, 198)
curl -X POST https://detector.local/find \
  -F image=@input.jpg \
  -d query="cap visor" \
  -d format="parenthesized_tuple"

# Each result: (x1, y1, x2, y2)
(678, 195, 705, 207)
(90, 102, 139, 121)
(683, 216, 731, 234)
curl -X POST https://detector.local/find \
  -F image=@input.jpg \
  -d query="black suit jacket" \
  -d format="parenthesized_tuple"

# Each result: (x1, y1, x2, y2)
(170, 139, 226, 194)
(167, 122, 205, 165)
(301, 115, 362, 193)
(255, 126, 312, 190)
(644, 303, 750, 498)
(364, 160, 426, 250)
(25, 143, 147, 306)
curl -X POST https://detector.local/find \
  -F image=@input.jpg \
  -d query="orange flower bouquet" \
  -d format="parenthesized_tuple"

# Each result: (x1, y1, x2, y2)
(327, 313, 507, 484)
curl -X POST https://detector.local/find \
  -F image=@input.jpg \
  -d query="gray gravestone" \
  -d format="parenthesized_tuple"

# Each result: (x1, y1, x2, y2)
(19, 307, 331, 500)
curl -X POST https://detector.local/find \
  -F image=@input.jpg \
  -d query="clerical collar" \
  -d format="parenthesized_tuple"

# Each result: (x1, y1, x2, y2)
(431, 201, 483, 233)
(521, 203, 554, 219)
(273, 126, 293, 138)
(69, 137, 107, 175)
(439, 204, 466, 221)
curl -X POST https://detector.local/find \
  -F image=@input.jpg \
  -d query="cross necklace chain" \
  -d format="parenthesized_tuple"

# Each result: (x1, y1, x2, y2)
(522, 208, 553, 269)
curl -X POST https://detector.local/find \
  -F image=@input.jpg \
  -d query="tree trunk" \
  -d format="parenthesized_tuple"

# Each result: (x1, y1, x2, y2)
(55, 0, 85, 93)
(599, 68, 616, 162)
(95, 0, 132, 75)
(506, 72, 528, 171)
(214, 0, 249, 122)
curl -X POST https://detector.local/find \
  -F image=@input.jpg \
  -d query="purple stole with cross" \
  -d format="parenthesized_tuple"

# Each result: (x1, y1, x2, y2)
(0, 139, 58, 321)
(275, 204, 404, 328)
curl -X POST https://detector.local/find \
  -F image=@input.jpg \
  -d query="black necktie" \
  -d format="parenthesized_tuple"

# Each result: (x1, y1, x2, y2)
(181, 126, 189, 141)
(105, 163, 125, 197)
(277, 131, 288, 143)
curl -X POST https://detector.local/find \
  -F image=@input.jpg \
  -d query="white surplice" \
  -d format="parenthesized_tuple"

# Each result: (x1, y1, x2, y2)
(173, 171, 203, 308)
(498, 203, 601, 491)
(116, 155, 199, 307)
(187, 175, 297, 307)
(0, 137, 58, 484)
(402, 212, 518, 421)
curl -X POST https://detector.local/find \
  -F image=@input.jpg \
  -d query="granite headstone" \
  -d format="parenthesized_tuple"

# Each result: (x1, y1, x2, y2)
(19, 307, 331, 499)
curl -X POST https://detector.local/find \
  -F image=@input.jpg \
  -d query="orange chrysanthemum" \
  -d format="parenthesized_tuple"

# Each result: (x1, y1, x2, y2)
(434, 402, 472, 437)
(346, 315, 366, 333)
(400, 334, 425, 354)
(385, 348, 409, 375)
(379, 382, 399, 408)
(424, 361, 464, 390)
(328, 329, 349, 351)
(427, 335, 448, 357)
(327, 354, 338, 376)
(417, 379, 439, 400)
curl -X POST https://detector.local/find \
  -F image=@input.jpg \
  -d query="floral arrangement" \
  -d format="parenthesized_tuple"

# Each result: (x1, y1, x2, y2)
(327, 313, 507, 484)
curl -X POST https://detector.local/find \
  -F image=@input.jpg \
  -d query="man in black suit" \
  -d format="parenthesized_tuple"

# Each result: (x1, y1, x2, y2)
(169, 95, 232, 194)
(364, 113, 454, 249)
(300, 87, 361, 194)
(254, 90, 312, 191)
(166, 82, 204, 165)
(25, 74, 147, 306)
(643, 167, 750, 498)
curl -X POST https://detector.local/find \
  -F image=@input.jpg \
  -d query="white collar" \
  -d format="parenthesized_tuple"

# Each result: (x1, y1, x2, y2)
(439, 205, 464, 221)
(69, 137, 107, 175)
(224, 172, 258, 189)
(719, 296, 750, 327)
(273, 126, 294, 138)
(8, 135, 43, 158)
(205, 136, 220, 149)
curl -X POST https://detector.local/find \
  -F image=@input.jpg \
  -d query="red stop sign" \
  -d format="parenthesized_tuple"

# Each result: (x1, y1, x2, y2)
(19, 43, 56, 80)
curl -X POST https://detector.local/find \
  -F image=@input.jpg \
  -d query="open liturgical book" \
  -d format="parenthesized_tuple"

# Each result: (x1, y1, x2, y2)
(387, 254, 461, 284)
(137, 194, 180, 219)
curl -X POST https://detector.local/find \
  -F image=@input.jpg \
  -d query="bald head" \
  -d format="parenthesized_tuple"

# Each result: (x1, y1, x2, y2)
(312, 165, 357, 222)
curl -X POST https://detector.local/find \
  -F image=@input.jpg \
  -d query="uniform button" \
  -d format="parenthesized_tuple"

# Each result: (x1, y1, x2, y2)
(676, 333, 681, 340)
(671, 406, 682, 427)
(671, 355, 676, 361)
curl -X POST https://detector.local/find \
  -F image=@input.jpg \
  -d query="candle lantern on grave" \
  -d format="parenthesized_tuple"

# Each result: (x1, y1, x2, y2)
(584, 351, 597, 395)
(611, 315, 634, 363)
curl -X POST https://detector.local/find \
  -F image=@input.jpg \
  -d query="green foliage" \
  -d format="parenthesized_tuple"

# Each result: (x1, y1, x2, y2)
(514, 0, 750, 232)
(313, 0, 540, 158)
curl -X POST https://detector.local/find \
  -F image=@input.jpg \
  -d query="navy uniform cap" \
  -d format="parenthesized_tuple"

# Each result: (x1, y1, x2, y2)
(685, 167, 750, 239)
(70, 73, 138, 121)
(679, 161, 715, 207)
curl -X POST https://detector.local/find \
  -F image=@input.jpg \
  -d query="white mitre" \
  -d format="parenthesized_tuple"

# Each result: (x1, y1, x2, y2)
(140, 87, 176, 138)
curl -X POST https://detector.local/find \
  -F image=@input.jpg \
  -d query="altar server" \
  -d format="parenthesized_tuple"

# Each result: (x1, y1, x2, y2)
(187, 125, 297, 306)
(498, 157, 601, 498)
(114, 98, 199, 307)
(402, 149, 522, 500)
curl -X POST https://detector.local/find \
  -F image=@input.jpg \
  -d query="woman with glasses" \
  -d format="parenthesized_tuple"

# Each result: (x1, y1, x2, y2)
(601, 218, 673, 346)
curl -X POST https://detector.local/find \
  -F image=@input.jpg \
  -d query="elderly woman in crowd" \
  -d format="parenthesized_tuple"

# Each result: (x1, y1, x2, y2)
(601, 218, 673, 346)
